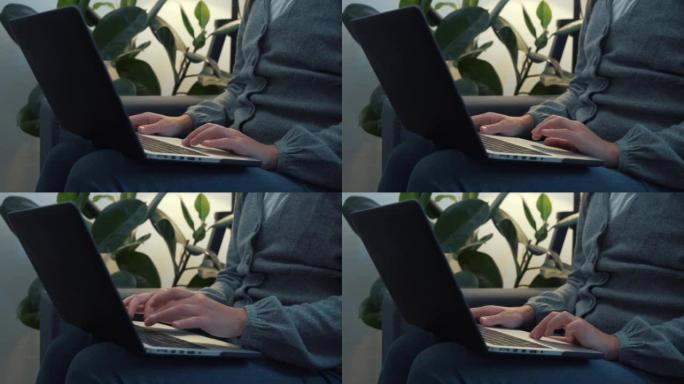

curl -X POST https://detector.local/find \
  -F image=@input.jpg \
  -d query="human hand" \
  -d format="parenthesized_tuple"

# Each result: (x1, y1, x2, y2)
(470, 305, 536, 329)
(472, 113, 535, 137)
(130, 112, 193, 137)
(530, 311, 620, 360)
(531, 115, 619, 167)
(122, 287, 194, 319)
(144, 292, 248, 339)
(182, 123, 278, 169)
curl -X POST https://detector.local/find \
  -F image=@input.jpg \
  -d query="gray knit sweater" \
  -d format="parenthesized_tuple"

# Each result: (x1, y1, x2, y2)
(185, 0, 342, 191)
(528, 0, 684, 190)
(527, 193, 684, 379)
(200, 193, 341, 371)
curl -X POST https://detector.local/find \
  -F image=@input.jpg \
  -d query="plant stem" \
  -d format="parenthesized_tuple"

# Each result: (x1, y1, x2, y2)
(173, 249, 192, 286)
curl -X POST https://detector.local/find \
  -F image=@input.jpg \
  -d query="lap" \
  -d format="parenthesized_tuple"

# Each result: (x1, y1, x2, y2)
(40, 328, 338, 384)
(64, 149, 308, 192)
(408, 342, 657, 384)
(407, 149, 660, 192)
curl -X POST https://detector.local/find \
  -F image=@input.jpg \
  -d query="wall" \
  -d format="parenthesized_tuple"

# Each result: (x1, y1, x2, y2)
(0, 192, 232, 383)
(0, 0, 235, 191)
(342, 0, 582, 191)
(342, 192, 576, 383)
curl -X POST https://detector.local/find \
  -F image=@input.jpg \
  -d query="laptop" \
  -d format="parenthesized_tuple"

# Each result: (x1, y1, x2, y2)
(6, 202, 262, 359)
(351, 7, 603, 166)
(349, 200, 604, 358)
(8, 7, 261, 167)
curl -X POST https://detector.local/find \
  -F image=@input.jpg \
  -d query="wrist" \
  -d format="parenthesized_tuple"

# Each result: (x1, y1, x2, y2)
(521, 114, 536, 130)
(602, 141, 620, 168)
(261, 144, 279, 170)
(232, 307, 248, 337)
(520, 304, 536, 324)
(178, 114, 194, 133)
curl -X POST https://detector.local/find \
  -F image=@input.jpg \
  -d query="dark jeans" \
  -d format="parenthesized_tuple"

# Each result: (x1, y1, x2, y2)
(380, 330, 671, 384)
(378, 134, 666, 192)
(38, 326, 341, 384)
(36, 132, 309, 192)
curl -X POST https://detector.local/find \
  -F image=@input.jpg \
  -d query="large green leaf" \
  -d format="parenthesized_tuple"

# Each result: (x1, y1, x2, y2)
(0, 196, 39, 228)
(1, 4, 37, 43)
(491, 208, 528, 258)
(555, 19, 583, 36)
(194, 193, 210, 222)
(115, 57, 161, 95)
(458, 250, 503, 288)
(554, 212, 579, 229)
(180, 198, 195, 230)
(57, 0, 91, 10)
(149, 208, 186, 260)
(492, 16, 528, 66)
(530, 274, 564, 288)
(358, 278, 385, 330)
(342, 196, 380, 234)
(454, 270, 479, 288)
(454, 79, 479, 96)
(188, 81, 225, 95)
(149, 16, 186, 66)
(457, 57, 503, 96)
(435, 7, 490, 60)
(399, 0, 432, 13)
(210, 19, 241, 37)
(16, 105, 39, 136)
(112, 78, 137, 95)
(522, 4, 537, 38)
(116, 250, 161, 288)
(91, 199, 147, 253)
(434, 199, 490, 253)
(92, 6, 148, 60)
(180, 5, 195, 38)
(111, 270, 137, 288)
(536, 193, 552, 221)
(194, 0, 209, 29)
(342, 4, 378, 41)
(522, 198, 537, 230)
(536, 0, 552, 29)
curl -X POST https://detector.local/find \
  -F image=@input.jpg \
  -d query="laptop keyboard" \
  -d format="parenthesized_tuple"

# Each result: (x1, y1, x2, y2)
(479, 327, 550, 349)
(135, 325, 206, 349)
(138, 135, 208, 157)
(480, 135, 548, 156)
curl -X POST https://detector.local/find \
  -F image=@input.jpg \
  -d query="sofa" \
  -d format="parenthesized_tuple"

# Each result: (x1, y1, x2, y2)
(380, 288, 545, 363)
(380, 96, 551, 168)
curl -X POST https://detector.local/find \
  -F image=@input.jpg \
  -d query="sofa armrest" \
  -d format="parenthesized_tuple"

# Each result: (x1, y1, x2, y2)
(39, 288, 157, 362)
(39, 95, 211, 169)
(380, 95, 551, 168)
(381, 288, 545, 362)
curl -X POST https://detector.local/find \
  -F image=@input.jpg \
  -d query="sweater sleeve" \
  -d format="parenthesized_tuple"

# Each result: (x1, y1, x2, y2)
(239, 295, 341, 370)
(274, 123, 342, 190)
(525, 197, 591, 324)
(614, 316, 684, 378)
(616, 122, 684, 189)
(527, 13, 590, 126)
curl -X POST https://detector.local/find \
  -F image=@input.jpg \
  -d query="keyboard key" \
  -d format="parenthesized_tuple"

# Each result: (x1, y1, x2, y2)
(138, 135, 209, 157)
(135, 325, 206, 349)
(480, 135, 548, 156)
(479, 327, 550, 349)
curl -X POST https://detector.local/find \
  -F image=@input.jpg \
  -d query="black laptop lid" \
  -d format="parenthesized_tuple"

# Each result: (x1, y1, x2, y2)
(351, 7, 487, 157)
(7, 203, 143, 353)
(9, 7, 144, 158)
(350, 200, 486, 350)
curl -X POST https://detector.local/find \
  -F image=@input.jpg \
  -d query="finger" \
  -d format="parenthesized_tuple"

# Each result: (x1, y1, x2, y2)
(138, 120, 170, 135)
(471, 112, 505, 127)
(543, 138, 578, 152)
(543, 311, 576, 338)
(126, 294, 149, 319)
(173, 316, 205, 330)
(144, 289, 192, 319)
(184, 124, 230, 145)
(185, 126, 227, 146)
(537, 128, 576, 144)
(200, 138, 240, 152)
(130, 113, 162, 128)
(145, 303, 202, 326)
(531, 312, 559, 339)
(548, 335, 574, 343)
(531, 115, 565, 138)
(470, 306, 504, 319)
(479, 313, 509, 327)
(533, 117, 577, 139)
